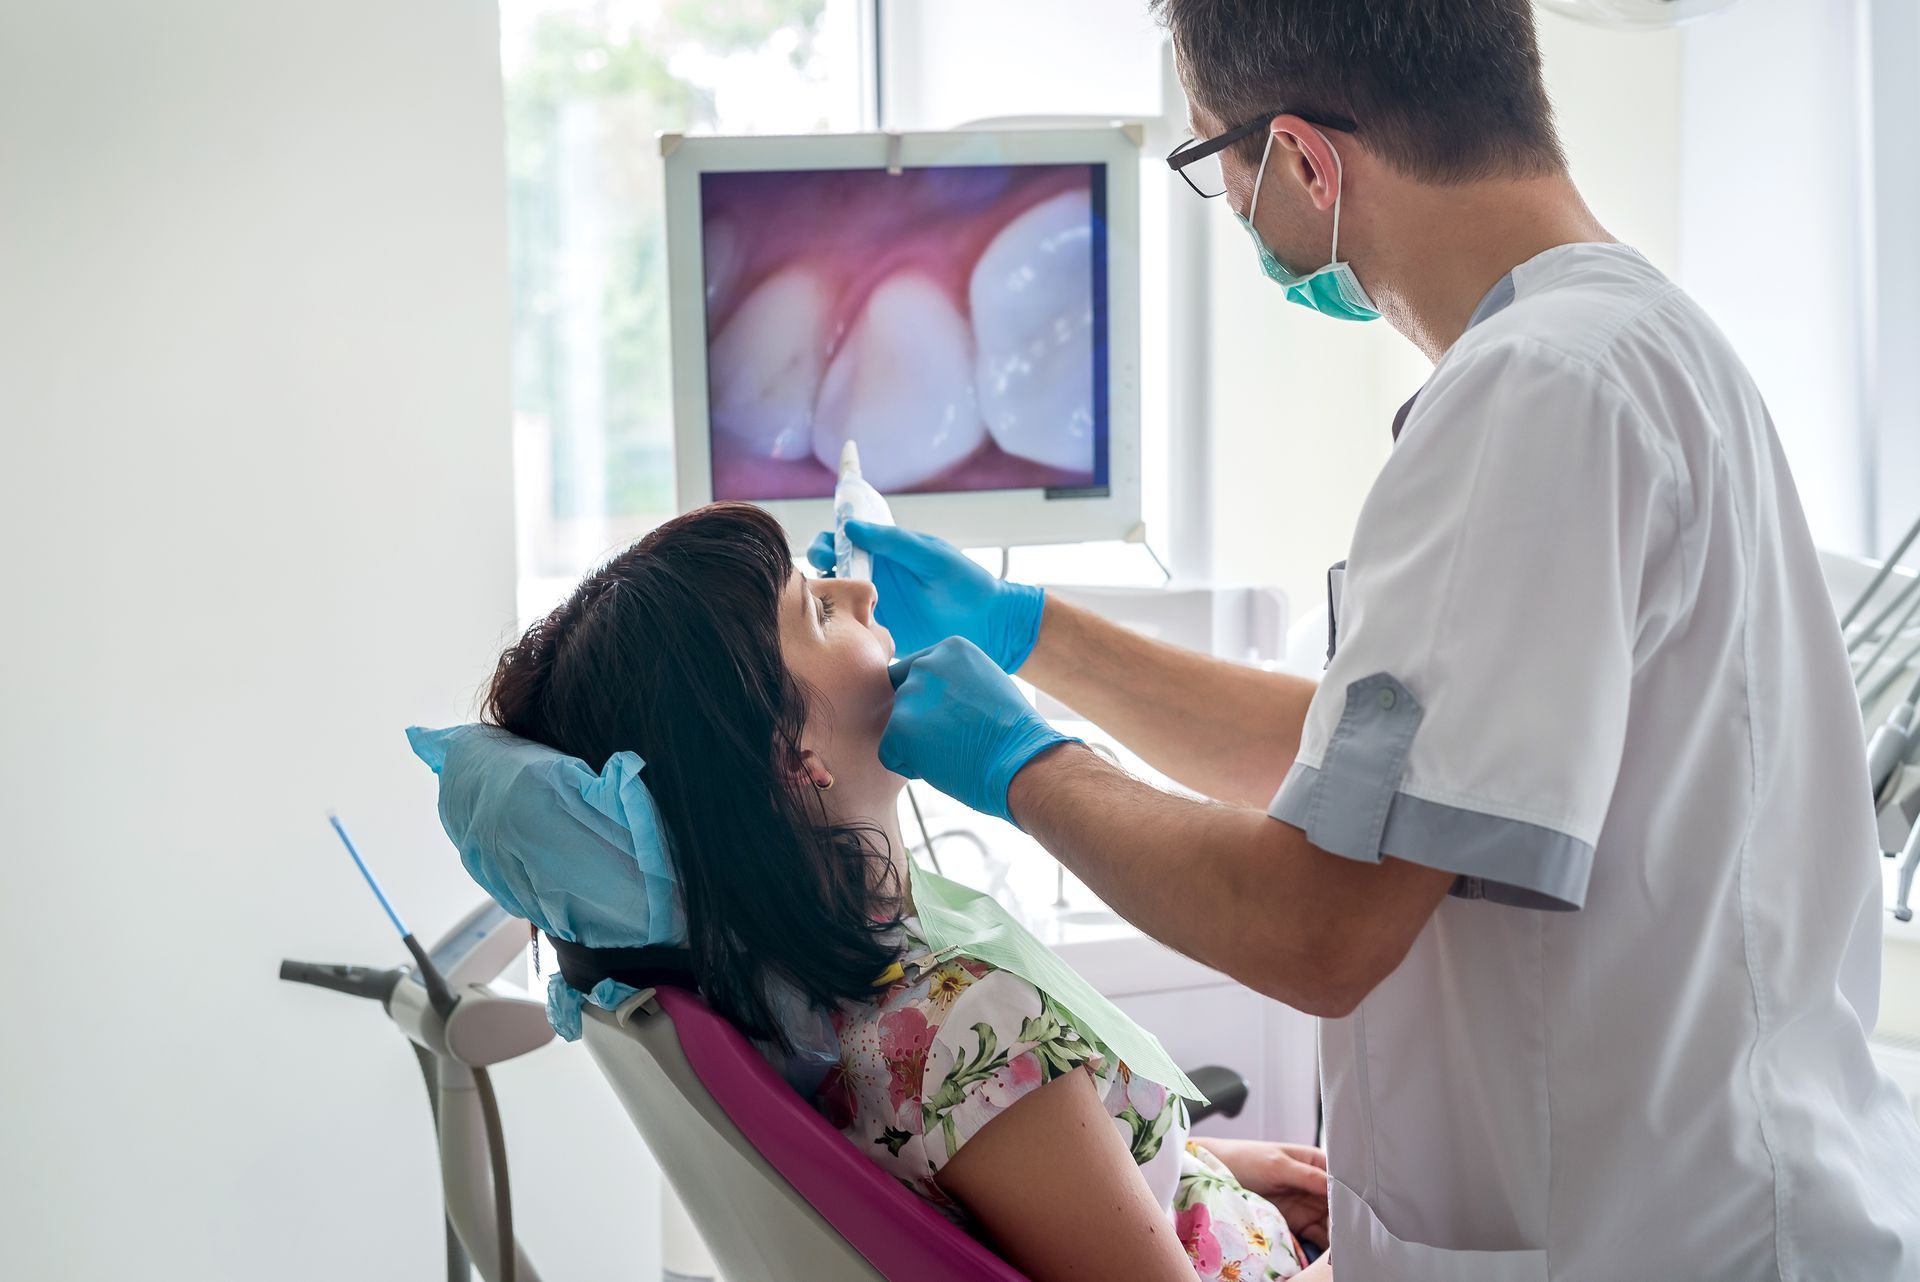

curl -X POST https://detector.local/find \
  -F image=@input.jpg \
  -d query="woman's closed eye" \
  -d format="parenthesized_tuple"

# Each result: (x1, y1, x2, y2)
(817, 593, 837, 623)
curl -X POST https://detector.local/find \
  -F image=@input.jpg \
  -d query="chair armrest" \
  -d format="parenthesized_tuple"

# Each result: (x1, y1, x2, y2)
(1182, 1065, 1249, 1124)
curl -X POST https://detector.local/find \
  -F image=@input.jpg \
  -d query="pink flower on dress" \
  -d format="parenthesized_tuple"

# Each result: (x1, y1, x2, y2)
(1123, 1062, 1167, 1119)
(1211, 1216, 1251, 1273)
(879, 1006, 935, 1111)
(992, 1050, 1043, 1099)
(879, 1005, 934, 1055)
(1177, 1203, 1223, 1275)
(944, 1049, 1048, 1141)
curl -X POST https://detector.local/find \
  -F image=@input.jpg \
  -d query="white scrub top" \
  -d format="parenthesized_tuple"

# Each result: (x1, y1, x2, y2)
(1270, 243, 1920, 1280)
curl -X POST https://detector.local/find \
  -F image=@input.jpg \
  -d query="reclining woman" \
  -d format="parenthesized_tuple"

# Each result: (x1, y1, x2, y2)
(482, 503, 1330, 1282)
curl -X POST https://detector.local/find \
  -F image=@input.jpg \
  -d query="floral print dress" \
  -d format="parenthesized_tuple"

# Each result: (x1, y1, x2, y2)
(808, 917, 1306, 1281)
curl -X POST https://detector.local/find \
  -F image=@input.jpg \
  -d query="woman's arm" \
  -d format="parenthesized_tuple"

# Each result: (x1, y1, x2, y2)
(937, 1066, 1198, 1282)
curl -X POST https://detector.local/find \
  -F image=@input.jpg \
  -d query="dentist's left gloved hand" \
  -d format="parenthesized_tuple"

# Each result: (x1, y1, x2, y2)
(806, 523, 1046, 671)
(882, 637, 1079, 827)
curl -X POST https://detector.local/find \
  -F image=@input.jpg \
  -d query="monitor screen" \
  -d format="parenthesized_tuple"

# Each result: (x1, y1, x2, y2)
(699, 162, 1109, 502)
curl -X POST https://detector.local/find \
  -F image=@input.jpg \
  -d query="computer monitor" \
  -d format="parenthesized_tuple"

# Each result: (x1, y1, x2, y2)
(662, 126, 1142, 551)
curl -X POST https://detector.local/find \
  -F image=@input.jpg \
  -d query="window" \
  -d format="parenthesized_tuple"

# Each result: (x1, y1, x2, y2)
(1868, 0, 1920, 555)
(501, 0, 866, 619)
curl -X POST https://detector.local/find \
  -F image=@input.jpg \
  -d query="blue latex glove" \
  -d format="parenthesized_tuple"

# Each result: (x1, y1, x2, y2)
(805, 522, 1046, 672)
(881, 637, 1079, 827)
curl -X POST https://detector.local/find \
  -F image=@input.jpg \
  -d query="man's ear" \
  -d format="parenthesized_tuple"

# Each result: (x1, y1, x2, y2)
(1271, 115, 1342, 213)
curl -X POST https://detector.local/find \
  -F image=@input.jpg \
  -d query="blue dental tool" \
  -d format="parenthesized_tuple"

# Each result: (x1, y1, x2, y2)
(326, 810, 458, 1018)
(329, 811, 410, 937)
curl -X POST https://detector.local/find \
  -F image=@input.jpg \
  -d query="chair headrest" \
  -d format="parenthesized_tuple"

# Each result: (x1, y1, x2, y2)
(408, 723, 685, 949)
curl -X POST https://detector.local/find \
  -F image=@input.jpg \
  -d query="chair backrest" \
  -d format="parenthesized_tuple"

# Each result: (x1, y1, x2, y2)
(581, 986, 1030, 1282)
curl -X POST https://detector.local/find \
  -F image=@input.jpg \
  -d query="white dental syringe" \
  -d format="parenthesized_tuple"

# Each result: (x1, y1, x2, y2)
(833, 440, 894, 585)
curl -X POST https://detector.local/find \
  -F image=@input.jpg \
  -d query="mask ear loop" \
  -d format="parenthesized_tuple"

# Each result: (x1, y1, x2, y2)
(1324, 132, 1346, 267)
(1247, 128, 1276, 226)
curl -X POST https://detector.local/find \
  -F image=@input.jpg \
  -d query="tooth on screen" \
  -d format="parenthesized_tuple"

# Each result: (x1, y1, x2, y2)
(968, 191, 1096, 472)
(703, 217, 744, 313)
(707, 268, 831, 461)
(812, 272, 984, 490)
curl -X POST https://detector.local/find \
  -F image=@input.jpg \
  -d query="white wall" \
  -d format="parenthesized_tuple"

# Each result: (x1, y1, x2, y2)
(1865, 0, 1920, 555)
(1678, 0, 1874, 554)
(878, 0, 1165, 126)
(0, 4, 654, 1279)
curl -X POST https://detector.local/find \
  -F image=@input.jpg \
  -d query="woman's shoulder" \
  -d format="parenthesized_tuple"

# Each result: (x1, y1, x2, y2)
(816, 918, 1186, 1202)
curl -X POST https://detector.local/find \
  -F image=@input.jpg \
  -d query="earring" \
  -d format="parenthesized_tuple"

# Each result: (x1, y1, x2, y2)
(813, 771, 834, 791)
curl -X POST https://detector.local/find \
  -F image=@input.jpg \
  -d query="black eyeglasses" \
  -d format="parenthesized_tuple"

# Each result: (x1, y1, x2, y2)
(1166, 110, 1359, 199)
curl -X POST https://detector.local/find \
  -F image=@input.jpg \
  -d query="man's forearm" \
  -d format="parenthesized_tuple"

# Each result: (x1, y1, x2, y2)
(1017, 595, 1318, 809)
(1007, 743, 1454, 1016)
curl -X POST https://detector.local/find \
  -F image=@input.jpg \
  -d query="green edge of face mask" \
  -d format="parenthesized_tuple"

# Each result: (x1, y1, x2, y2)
(1238, 130, 1381, 323)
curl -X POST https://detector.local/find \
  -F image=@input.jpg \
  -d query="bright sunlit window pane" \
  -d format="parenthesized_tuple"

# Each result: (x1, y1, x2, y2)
(501, 1, 866, 620)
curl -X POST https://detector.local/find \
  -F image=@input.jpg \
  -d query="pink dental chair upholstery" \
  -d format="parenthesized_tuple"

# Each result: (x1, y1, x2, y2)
(580, 984, 1031, 1282)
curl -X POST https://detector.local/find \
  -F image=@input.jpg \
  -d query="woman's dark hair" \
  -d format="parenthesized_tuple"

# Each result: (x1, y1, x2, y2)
(484, 502, 902, 1045)
(1152, 0, 1566, 183)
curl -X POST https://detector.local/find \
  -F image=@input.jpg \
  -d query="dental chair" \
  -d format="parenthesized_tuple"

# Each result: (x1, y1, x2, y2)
(582, 979, 1251, 1282)
(581, 984, 1024, 1282)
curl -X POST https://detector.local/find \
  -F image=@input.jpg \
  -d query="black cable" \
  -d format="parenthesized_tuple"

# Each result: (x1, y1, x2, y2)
(472, 1066, 515, 1282)
(411, 1043, 471, 1282)
(904, 783, 943, 875)
(402, 932, 460, 1020)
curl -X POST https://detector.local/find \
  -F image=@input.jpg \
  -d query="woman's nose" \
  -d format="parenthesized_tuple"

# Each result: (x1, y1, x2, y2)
(846, 578, 878, 625)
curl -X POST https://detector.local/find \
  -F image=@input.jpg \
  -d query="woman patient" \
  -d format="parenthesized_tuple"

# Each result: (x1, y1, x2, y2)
(484, 503, 1331, 1282)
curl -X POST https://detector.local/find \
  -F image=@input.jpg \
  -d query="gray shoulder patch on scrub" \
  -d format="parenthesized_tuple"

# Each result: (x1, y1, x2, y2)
(1270, 758, 1597, 911)
(1300, 673, 1422, 862)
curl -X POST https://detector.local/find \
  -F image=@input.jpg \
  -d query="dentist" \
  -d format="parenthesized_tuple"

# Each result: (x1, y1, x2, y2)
(823, 1, 1920, 1277)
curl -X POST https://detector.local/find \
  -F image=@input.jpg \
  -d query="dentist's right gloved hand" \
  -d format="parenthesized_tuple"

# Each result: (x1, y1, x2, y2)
(881, 637, 1079, 827)
(807, 522, 1047, 672)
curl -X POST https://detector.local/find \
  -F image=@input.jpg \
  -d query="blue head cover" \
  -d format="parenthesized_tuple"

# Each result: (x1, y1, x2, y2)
(408, 723, 843, 1087)
(407, 724, 686, 1039)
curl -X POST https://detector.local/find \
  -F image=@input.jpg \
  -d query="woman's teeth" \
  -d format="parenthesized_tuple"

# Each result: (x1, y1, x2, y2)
(812, 271, 983, 490)
(969, 191, 1096, 471)
(708, 267, 833, 461)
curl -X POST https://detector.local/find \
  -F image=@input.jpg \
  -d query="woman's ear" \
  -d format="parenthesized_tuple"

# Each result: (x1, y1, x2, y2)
(781, 743, 835, 792)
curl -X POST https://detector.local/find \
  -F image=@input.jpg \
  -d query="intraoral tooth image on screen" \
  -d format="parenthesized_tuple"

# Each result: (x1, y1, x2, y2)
(700, 163, 1110, 501)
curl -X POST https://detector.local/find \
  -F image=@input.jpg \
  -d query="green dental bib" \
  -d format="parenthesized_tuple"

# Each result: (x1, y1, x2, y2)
(908, 867, 1206, 1105)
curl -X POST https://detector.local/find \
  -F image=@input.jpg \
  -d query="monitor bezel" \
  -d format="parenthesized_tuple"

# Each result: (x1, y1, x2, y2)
(662, 126, 1144, 551)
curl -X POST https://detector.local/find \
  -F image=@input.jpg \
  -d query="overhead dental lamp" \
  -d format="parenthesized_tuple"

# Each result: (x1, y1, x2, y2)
(1537, 0, 1740, 28)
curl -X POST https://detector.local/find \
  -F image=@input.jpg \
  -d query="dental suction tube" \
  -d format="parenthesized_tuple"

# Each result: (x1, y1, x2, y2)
(277, 959, 404, 1002)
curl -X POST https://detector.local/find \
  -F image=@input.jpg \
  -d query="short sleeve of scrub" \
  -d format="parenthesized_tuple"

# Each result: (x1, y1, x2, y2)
(1269, 338, 1684, 910)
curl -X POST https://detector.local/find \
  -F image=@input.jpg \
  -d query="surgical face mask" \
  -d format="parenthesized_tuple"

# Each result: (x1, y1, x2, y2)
(1234, 129, 1380, 322)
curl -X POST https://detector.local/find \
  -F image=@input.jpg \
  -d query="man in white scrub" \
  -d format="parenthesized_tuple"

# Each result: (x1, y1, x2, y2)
(831, 0, 1920, 1277)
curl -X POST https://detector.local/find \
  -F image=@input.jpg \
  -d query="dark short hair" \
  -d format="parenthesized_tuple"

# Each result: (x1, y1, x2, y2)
(485, 502, 902, 1048)
(1151, 0, 1566, 183)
